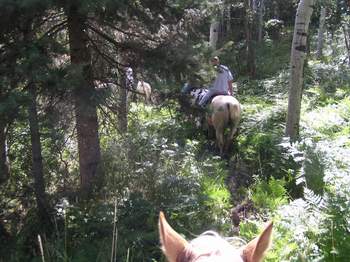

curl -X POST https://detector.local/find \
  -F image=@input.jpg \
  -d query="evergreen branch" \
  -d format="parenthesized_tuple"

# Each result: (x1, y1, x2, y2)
(86, 23, 155, 56)
(97, 103, 124, 135)
(86, 23, 124, 49)
(39, 20, 68, 40)
(85, 34, 121, 68)
(87, 35, 148, 97)
(38, 10, 65, 28)
(88, 18, 153, 42)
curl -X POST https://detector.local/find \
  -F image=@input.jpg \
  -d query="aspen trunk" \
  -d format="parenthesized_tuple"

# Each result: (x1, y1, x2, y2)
(252, 0, 258, 11)
(343, 24, 350, 66)
(0, 121, 9, 183)
(209, 21, 220, 50)
(67, 4, 101, 196)
(285, 0, 315, 140)
(0, 90, 9, 183)
(258, 0, 265, 42)
(273, 0, 279, 18)
(244, 0, 256, 78)
(316, 7, 326, 59)
(226, 4, 231, 37)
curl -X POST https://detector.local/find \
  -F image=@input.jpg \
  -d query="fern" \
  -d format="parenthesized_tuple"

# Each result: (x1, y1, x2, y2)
(249, 177, 288, 212)
(303, 188, 326, 214)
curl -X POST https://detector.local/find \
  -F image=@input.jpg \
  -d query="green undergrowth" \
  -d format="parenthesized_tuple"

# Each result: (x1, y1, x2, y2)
(33, 103, 233, 261)
(97, 29, 350, 261)
(240, 33, 350, 261)
(255, 32, 292, 78)
(3, 27, 350, 262)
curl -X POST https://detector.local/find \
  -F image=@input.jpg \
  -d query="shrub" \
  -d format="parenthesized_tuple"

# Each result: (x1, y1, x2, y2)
(265, 19, 284, 41)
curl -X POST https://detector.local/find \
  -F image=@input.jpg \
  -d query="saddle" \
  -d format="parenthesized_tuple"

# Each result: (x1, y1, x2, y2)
(199, 92, 231, 108)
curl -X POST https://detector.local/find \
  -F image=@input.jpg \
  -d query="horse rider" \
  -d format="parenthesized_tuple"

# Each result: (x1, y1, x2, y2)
(197, 56, 234, 108)
(125, 65, 134, 90)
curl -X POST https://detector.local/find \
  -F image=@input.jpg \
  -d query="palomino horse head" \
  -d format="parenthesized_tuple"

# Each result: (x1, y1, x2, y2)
(159, 212, 272, 262)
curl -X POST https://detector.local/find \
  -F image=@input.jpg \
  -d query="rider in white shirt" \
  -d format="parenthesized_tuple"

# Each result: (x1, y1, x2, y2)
(125, 66, 134, 90)
(198, 56, 233, 108)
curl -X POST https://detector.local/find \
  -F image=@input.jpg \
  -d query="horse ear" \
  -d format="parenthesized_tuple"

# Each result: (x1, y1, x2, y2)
(240, 221, 273, 262)
(159, 212, 188, 262)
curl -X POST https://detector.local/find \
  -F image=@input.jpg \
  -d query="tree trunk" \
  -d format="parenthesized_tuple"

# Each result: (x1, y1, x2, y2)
(258, 0, 265, 43)
(226, 4, 231, 38)
(316, 7, 326, 59)
(252, 0, 258, 11)
(67, 4, 101, 196)
(285, 0, 314, 140)
(118, 67, 128, 133)
(22, 20, 51, 224)
(209, 20, 220, 50)
(28, 84, 51, 222)
(0, 121, 9, 183)
(244, 0, 256, 78)
(343, 24, 350, 66)
(0, 90, 10, 183)
(273, 0, 279, 18)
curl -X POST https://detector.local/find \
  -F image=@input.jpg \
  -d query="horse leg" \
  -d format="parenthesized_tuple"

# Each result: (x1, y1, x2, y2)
(208, 125, 215, 140)
(146, 92, 151, 104)
(224, 120, 240, 153)
(215, 128, 225, 156)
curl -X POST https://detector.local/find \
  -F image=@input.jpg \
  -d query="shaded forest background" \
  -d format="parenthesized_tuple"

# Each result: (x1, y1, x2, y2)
(0, 0, 350, 261)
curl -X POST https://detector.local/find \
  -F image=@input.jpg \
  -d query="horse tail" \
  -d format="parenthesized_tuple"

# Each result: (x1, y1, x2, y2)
(227, 103, 240, 124)
(226, 103, 232, 126)
(226, 102, 241, 141)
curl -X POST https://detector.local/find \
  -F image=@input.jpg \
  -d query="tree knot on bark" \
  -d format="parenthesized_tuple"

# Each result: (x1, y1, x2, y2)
(297, 32, 308, 37)
(295, 45, 307, 52)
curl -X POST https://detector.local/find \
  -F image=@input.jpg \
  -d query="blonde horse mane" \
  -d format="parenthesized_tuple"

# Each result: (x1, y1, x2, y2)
(159, 212, 272, 262)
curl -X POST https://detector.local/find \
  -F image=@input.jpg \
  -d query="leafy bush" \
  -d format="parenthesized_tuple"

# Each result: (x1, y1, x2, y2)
(265, 19, 284, 40)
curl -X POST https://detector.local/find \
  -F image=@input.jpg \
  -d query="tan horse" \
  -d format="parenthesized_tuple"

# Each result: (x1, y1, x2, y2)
(182, 85, 241, 156)
(209, 95, 241, 156)
(159, 212, 273, 262)
(136, 80, 152, 104)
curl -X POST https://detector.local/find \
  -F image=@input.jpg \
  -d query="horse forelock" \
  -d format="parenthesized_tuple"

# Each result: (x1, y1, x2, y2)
(177, 234, 243, 262)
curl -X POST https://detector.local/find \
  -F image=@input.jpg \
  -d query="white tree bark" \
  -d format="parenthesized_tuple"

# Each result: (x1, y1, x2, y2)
(285, 0, 315, 140)
(316, 7, 326, 59)
(209, 20, 220, 49)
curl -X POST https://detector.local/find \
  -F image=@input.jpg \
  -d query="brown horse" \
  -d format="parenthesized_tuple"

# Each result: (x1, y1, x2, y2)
(159, 212, 272, 262)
